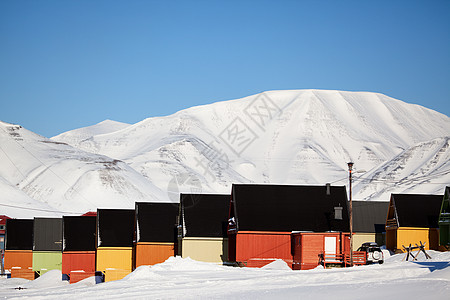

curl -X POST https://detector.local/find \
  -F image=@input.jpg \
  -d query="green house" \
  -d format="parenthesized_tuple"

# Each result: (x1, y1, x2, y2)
(32, 218, 63, 275)
(439, 187, 450, 248)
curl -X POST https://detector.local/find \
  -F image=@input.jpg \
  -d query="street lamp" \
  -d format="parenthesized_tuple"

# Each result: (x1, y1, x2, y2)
(347, 162, 354, 266)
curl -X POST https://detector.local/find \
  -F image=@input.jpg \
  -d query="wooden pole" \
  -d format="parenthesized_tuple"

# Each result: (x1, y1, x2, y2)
(348, 162, 354, 266)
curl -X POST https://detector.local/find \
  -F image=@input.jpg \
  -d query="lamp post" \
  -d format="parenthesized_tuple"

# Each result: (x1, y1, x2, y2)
(347, 162, 354, 266)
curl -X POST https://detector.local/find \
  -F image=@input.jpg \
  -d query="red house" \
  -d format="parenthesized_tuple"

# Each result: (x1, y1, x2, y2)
(62, 215, 97, 283)
(0, 215, 11, 253)
(228, 184, 350, 269)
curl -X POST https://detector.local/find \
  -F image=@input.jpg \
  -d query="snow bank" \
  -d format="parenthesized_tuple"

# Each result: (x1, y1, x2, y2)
(150, 256, 225, 271)
(19, 270, 68, 289)
(261, 259, 292, 270)
(0, 254, 449, 299)
(122, 265, 165, 281)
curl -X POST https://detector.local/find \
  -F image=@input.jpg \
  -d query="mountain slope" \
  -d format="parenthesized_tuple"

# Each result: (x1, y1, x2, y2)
(51, 119, 130, 146)
(52, 90, 450, 200)
(354, 136, 450, 200)
(0, 121, 168, 218)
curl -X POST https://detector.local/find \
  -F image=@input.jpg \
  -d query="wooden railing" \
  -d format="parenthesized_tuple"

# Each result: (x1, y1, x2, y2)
(386, 219, 398, 228)
(319, 251, 366, 268)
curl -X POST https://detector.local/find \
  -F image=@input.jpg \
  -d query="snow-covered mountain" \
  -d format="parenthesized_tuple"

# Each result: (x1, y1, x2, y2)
(52, 89, 450, 202)
(0, 121, 167, 218)
(52, 119, 130, 146)
(1, 90, 449, 218)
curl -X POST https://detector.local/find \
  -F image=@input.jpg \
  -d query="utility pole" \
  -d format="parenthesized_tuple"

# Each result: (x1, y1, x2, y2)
(347, 162, 354, 266)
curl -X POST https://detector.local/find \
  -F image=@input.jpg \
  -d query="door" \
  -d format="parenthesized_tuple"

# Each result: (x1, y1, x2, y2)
(324, 236, 337, 261)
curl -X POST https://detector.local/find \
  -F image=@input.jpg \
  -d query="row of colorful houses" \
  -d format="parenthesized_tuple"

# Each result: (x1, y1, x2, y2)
(2, 184, 449, 282)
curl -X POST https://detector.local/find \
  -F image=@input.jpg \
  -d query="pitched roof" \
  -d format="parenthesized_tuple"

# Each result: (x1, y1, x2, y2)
(63, 216, 96, 251)
(352, 201, 389, 233)
(5, 219, 34, 250)
(33, 218, 63, 251)
(231, 184, 349, 232)
(135, 202, 179, 243)
(440, 186, 450, 216)
(180, 194, 230, 238)
(0, 215, 11, 225)
(391, 194, 442, 228)
(97, 209, 135, 247)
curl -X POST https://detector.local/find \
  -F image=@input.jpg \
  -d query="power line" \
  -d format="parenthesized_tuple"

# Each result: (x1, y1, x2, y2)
(0, 202, 83, 215)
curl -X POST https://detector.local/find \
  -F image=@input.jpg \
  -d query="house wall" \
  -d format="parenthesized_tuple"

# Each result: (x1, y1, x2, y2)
(292, 233, 323, 270)
(353, 233, 385, 250)
(292, 232, 350, 270)
(10, 268, 35, 280)
(62, 251, 96, 275)
(439, 224, 449, 247)
(4, 250, 32, 270)
(233, 231, 292, 268)
(388, 227, 439, 252)
(69, 271, 96, 284)
(386, 229, 397, 251)
(353, 233, 375, 250)
(134, 242, 174, 268)
(96, 247, 132, 272)
(32, 251, 62, 274)
(104, 269, 130, 282)
(181, 237, 228, 263)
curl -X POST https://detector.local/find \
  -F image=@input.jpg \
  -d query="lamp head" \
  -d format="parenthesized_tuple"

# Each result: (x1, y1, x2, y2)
(347, 162, 354, 171)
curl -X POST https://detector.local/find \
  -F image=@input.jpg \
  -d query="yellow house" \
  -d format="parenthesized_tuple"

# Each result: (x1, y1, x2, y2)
(385, 194, 442, 253)
(96, 209, 135, 282)
(178, 194, 230, 264)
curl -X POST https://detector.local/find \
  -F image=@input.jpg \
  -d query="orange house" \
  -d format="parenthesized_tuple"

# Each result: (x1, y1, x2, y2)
(4, 219, 34, 279)
(133, 203, 178, 268)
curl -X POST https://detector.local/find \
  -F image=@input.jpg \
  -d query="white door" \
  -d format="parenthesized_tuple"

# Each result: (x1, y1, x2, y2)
(324, 236, 336, 255)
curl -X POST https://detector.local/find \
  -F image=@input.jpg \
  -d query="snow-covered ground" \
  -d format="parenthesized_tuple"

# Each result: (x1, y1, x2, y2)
(1, 251, 449, 299)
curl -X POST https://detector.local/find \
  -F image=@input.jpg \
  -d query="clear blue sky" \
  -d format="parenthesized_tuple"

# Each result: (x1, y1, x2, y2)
(1, 0, 449, 138)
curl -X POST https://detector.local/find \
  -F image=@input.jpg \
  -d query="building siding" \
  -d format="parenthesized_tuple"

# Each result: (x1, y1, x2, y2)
(62, 251, 96, 275)
(32, 251, 62, 274)
(4, 250, 32, 270)
(233, 231, 292, 268)
(181, 238, 228, 263)
(96, 247, 132, 272)
(134, 242, 174, 268)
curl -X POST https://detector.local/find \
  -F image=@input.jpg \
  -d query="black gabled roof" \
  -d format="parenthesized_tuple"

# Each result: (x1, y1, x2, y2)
(5, 219, 34, 250)
(180, 194, 230, 238)
(352, 201, 389, 233)
(231, 184, 349, 232)
(135, 202, 179, 243)
(97, 209, 135, 247)
(33, 218, 63, 251)
(391, 194, 442, 228)
(441, 186, 450, 216)
(63, 216, 96, 251)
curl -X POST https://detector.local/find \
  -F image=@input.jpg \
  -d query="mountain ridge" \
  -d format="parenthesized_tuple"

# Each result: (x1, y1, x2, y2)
(1, 89, 449, 218)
